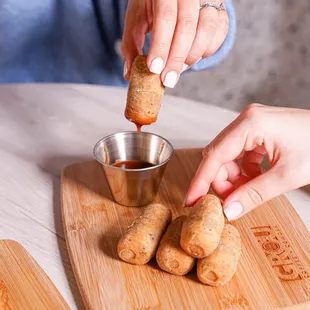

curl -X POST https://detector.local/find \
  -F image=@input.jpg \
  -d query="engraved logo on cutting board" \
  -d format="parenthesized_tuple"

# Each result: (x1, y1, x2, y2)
(251, 225, 309, 282)
(221, 295, 248, 309)
(0, 280, 8, 310)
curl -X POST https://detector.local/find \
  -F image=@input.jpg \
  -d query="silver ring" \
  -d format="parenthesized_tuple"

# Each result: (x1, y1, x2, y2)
(200, 2, 226, 11)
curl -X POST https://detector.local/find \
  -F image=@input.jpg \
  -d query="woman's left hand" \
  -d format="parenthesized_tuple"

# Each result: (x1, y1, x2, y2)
(121, 0, 229, 88)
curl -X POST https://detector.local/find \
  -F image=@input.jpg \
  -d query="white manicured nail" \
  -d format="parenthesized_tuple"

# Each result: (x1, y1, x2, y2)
(123, 62, 128, 77)
(181, 63, 189, 73)
(224, 201, 243, 221)
(150, 57, 164, 74)
(195, 57, 202, 64)
(163, 71, 178, 88)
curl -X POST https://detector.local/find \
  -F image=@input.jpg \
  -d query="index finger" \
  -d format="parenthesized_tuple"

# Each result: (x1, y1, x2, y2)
(184, 115, 247, 206)
(147, 1, 178, 74)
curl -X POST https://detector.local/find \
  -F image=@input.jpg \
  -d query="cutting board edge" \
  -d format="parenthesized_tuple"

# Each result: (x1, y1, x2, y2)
(60, 174, 92, 310)
(0, 239, 24, 248)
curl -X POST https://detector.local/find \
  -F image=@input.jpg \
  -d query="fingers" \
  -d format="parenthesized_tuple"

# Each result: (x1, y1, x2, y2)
(184, 6, 218, 65)
(123, 0, 230, 83)
(212, 161, 245, 198)
(122, 1, 151, 79)
(241, 147, 266, 178)
(185, 5, 229, 69)
(223, 166, 292, 221)
(185, 155, 222, 207)
(160, 0, 200, 88)
(185, 5, 229, 66)
(202, 10, 229, 58)
(147, 1, 178, 74)
(184, 104, 267, 207)
(184, 117, 247, 207)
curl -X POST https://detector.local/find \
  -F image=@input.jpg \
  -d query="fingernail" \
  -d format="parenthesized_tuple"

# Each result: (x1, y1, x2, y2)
(123, 61, 128, 77)
(163, 71, 178, 88)
(224, 201, 243, 221)
(181, 63, 189, 73)
(195, 57, 202, 64)
(150, 57, 164, 74)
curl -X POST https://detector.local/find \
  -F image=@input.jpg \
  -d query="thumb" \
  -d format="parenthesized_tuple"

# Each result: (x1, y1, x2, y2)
(223, 166, 289, 221)
(122, 26, 146, 79)
(122, 3, 149, 80)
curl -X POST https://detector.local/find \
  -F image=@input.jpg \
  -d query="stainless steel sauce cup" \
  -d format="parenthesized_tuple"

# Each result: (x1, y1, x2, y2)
(94, 132, 174, 207)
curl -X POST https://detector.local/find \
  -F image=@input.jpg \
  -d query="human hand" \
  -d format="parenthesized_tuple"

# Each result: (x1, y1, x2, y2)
(121, 0, 229, 88)
(184, 104, 310, 221)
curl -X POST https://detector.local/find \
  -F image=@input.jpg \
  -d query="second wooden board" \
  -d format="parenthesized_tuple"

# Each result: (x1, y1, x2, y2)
(0, 240, 69, 310)
(61, 148, 310, 310)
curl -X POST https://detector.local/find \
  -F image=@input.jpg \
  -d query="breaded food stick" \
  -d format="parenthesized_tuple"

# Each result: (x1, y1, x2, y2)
(197, 224, 241, 286)
(180, 194, 225, 258)
(125, 55, 165, 127)
(117, 203, 172, 265)
(156, 216, 196, 276)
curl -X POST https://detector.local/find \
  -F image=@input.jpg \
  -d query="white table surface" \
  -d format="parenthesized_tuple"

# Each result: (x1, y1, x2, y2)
(0, 84, 309, 309)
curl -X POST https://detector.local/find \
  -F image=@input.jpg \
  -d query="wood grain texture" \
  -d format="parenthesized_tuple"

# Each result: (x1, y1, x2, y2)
(61, 148, 310, 310)
(0, 240, 69, 310)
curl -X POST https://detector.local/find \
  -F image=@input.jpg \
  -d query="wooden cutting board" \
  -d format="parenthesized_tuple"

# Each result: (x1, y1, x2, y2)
(61, 148, 310, 310)
(0, 240, 69, 310)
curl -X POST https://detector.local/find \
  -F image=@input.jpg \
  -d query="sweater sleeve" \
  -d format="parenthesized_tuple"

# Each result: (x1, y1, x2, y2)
(189, 0, 236, 71)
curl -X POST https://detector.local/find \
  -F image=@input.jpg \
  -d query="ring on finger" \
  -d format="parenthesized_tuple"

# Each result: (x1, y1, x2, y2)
(199, 2, 226, 11)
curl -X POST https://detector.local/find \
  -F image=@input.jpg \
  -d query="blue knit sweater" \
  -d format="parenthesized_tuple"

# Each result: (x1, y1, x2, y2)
(0, 0, 236, 86)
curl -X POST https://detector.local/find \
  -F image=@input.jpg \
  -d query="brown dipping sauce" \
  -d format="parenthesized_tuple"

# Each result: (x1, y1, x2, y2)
(112, 160, 154, 169)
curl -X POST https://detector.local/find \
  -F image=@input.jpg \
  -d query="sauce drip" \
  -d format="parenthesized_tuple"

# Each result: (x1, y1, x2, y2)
(136, 123, 142, 133)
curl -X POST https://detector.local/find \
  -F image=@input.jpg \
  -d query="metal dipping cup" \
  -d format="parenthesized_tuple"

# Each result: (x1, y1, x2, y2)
(93, 132, 174, 207)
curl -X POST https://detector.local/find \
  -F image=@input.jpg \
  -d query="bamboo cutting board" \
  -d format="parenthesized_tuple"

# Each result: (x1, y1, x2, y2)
(0, 240, 69, 310)
(61, 148, 310, 310)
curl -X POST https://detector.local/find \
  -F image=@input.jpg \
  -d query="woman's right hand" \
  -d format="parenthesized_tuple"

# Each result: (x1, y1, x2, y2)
(121, 0, 229, 88)
(184, 104, 310, 221)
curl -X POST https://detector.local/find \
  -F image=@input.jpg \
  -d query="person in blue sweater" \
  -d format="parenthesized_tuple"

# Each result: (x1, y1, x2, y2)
(0, 0, 236, 86)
